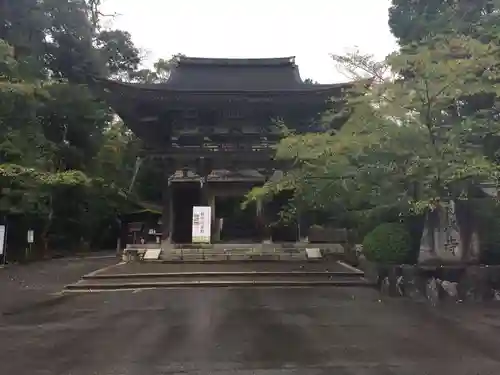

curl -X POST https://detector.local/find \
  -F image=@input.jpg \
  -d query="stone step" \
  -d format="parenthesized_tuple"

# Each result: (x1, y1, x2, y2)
(126, 244, 160, 249)
(121, 247, 352, 263)
(83, 271, 364, 280)
(91, 259, 358, 275)
(65, 278, 371, 291)
(159, 253, 308, 262)
(158, 247, 310, 261)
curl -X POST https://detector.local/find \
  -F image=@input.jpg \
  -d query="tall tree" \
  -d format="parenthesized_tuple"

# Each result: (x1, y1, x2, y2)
(0, 0, 148, 257)
(248, 35, 500, 224)
(129, 54, 185, 83)
(388, 0, 500, 46)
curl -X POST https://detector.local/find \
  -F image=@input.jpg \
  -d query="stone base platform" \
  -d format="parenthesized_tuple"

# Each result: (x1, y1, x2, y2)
(123, 243, 348, 263)
(65, 259, 369, 291)
(360, 259, 500, 305)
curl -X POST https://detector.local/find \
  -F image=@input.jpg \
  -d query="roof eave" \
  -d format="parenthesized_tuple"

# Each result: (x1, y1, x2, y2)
(89, 76, 352, 95)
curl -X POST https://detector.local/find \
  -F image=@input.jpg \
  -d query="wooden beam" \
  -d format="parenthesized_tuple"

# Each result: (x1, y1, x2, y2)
(146, 149, 275, 163)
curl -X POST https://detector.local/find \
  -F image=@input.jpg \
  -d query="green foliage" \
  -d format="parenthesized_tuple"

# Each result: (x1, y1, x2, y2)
(96, 30, 141, 78)
(248, 31, 500, 228)
(38, 82, 111, 170)
(0, 1, 160, 257)
(245, 1, 500, 253)
(389, 0, 500, 46)
(129, 54, 186, 83)
(362, 223, 411, 264)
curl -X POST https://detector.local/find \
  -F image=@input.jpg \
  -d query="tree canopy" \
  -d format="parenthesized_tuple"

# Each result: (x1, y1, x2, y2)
(2, 0, 500, 257)
(247, 4, 500, 233)
(0, 0, 175, 258)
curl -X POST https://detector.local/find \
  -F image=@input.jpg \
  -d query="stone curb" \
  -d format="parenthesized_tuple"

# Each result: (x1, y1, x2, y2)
(146, 259, 322, 264)
(83, 271, 365, 280)
(65, 279, 373, 291)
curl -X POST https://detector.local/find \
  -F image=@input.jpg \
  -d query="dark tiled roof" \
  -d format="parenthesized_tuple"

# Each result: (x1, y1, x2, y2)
(90, 57, 354, 93)
(175, 56, 296, 66)
(162, 56, 300, 91)
(169, 66, 297, 91)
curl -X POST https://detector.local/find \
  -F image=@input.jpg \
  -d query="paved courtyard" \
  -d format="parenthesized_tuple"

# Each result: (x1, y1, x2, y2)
(93, 259, 355, 275)
(1, 260, 500, 375)
(0, 255, 117, 314)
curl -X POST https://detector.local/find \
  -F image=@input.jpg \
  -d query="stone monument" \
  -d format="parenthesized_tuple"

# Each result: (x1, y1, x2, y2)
(418, 200, 480, 264)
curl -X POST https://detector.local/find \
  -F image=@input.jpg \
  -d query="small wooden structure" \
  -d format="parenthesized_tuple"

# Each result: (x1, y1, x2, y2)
(119, 209, 162, 248)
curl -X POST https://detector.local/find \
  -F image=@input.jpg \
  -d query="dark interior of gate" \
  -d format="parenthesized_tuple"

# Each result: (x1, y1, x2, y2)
(90, 56, 353, 246)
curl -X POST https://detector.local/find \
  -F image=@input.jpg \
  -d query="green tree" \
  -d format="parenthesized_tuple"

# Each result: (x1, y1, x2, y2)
(388, 0, 499, 46)
(129, 54, 186, 83)
(248, 34, 500, 223)
(96, 29, 141, 79)
(0, 0, 150, 257)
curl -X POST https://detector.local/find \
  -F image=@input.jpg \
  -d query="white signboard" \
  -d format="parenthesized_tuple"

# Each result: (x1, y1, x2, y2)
(0, 225, 5, 255)
(306, 248, 322, 259)
(27, 230, 34, 244)
(144, 248, 161, 260)
(192, 206, 211, 243)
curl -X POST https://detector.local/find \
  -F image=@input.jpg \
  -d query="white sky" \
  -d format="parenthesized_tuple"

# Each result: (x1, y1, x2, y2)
(101, 0, 397, 84)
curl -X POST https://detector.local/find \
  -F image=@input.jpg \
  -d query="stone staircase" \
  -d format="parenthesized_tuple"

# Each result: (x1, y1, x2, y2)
(64, 259, 370, 291)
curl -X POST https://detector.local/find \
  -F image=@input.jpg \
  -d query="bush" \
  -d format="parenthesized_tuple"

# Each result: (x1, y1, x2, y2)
(362, 222, 411, 264)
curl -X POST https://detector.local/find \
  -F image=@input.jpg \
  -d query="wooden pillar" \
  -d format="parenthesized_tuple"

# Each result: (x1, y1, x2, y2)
(161, 159, 176, 248)
(195, 157, 212, 206)
(161, 183, 172, 244)
(199, 177, 209, 206)
(297, 205, 308, 243)
(257, 168, 276, 244)
(195, 157, 213, 241)
(257, 199, 273, 244)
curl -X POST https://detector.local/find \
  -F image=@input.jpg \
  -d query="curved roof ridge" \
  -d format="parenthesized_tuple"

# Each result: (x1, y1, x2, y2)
(176, 56, 296, 66)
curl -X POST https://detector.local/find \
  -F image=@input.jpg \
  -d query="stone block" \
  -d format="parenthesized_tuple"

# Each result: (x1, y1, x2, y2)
(278, 253, 292, 261)
(354, 244, 363, 256)
(386, 266, 402, 297)
(458, 266, 494, 302)
(163, 256, 183, 262)
(250, 254, 278, 261)
(438, 279, 459, 302)
(334, 244, 346, 254)
(400, 265, 425, 301)
(203, 254, 227, 261)
(283, 248, 301, 254)
(425, 277, 442, 306)
(228, 254, 250, 261)
(181, 253, 204, 261)
(359, 259, 380, 285)
(122, 248, 145, 263)
(260, 247, 277, 255)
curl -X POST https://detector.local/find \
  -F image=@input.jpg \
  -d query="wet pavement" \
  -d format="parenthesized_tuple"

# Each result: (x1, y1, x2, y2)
(0, 255, 117, 314)
(94, 259, 356, 275)
(1, 284, 500, 374)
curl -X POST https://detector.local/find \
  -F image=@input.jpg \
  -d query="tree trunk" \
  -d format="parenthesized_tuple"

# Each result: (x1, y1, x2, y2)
(40, 195, 53, 258)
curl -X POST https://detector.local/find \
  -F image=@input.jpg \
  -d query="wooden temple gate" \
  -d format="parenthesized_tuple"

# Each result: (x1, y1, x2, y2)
(89, 56, 351, 248)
